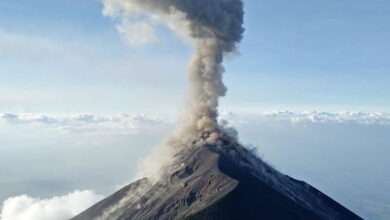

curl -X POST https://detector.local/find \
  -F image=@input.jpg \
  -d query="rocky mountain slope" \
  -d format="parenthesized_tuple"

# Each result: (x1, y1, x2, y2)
(72, 143, 362, 220)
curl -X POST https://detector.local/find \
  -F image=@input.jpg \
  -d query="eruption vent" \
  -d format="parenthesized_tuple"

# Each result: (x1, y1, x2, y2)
(102, 0, 244, 147)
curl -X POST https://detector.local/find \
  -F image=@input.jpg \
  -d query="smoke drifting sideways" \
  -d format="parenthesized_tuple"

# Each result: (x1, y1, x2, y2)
(101, 0, 244, 179)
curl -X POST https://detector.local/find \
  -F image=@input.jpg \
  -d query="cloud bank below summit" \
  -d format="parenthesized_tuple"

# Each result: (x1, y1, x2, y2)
(0, 190, 103, 220)
(1, 111, 390, 128)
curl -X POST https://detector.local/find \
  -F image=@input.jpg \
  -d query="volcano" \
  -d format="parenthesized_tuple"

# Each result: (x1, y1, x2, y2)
(71, 143, 361, 220)
(75, 1, 363, 219)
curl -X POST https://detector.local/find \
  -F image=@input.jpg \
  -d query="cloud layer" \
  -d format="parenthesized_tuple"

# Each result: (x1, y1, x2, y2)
(0, 190, 103, 220)
(0, 112, 172, 135)
(1, 111, 390, 129)
(220, 111, 390, 126)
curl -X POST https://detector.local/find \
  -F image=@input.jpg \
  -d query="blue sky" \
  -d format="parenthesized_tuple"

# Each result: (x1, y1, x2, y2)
(0, 0, 389, 115)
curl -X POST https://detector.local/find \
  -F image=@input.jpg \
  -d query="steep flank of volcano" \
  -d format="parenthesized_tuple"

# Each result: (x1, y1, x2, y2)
(72, 144, 362, 220)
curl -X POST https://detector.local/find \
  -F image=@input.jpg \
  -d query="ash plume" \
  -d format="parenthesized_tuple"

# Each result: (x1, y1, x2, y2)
(102, 0, 244, 147)
(98, 1, 245, 215)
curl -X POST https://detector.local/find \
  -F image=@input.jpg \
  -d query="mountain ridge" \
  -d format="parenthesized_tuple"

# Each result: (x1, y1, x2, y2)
(72, 143, 362, 220)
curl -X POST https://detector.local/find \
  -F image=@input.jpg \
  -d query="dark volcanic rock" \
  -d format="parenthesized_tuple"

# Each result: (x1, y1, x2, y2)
(72, 144, 362, 220)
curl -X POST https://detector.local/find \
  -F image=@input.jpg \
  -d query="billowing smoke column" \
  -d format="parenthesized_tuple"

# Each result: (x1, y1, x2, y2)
(93, 2, 245, 217)
(102, 0, 244, 147)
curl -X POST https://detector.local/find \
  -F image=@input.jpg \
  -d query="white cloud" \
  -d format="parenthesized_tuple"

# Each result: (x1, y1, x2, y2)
(220, 110, 390, 126)
(2, 111, 390, 127)
(0, 190, 103, 220)
(0, 111, 389, 139)
(0, 112, 172, 135)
